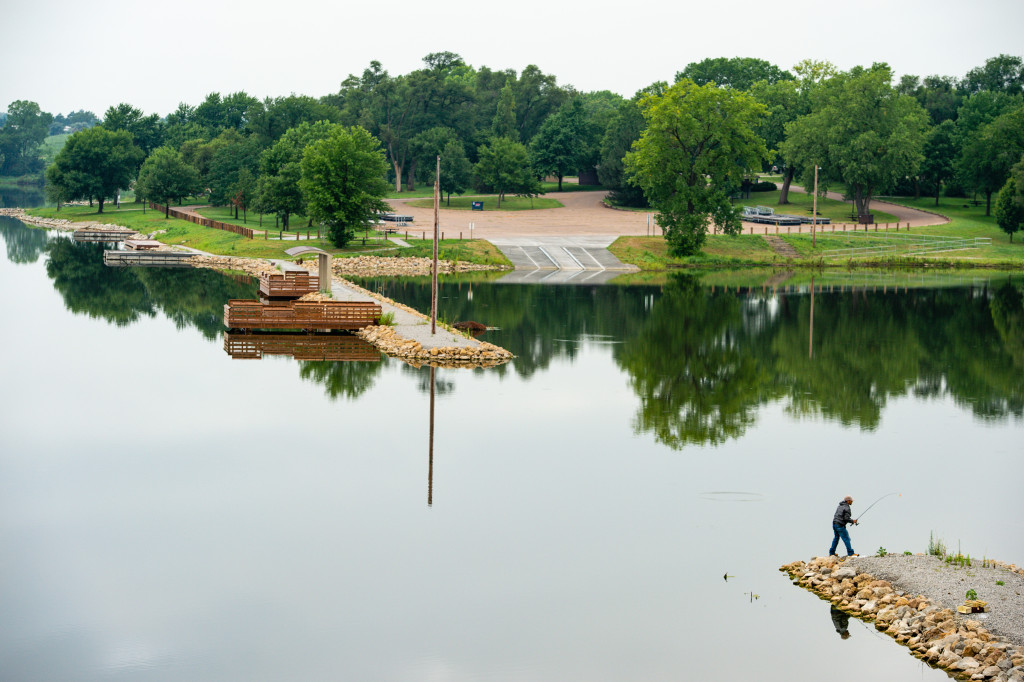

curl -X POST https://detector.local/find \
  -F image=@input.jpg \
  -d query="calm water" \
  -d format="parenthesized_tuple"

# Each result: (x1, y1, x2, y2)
(1, 214, 1022, 681)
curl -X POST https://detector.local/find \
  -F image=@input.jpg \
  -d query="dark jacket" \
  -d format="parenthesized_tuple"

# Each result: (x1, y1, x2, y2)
(833, 500, 853, 527)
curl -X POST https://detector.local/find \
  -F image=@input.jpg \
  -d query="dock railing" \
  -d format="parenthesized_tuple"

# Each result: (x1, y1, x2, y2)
(224, 300, 382, 330)
(259, 271, 319, 298)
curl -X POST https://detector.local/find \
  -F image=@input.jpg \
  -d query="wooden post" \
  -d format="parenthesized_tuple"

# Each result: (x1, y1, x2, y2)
(812, 164, 818, 248)
(431, 155, 440, 335)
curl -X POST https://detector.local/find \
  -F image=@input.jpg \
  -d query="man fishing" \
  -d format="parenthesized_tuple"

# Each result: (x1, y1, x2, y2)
(829, 496, 859, 557)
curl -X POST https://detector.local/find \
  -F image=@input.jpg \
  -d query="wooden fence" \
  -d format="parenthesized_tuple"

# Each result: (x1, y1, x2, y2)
(150, 203, 254, 239)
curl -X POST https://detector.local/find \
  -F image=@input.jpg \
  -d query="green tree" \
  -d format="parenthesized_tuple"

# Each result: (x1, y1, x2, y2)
(231, 167, 258, 222)
(919, 120, 958, 204)
(749, 78, 804, 204)
(961, 54, 1024, 95)
(101, 102, 163, 157)
(135, 147, 202, 217)
(625, 79, 769, 256)
(530, 98, 598, 190)
(599, 87, 664, 208)
(474, 137, 538, 207)
(299, 125, 390, 247)
(676, 57, 793, 90)
(958, 105, 1024, 215)
(995, 169, 1024, 242)
(492, 78, 518, 139)
(257, 121, 336, 228)
(438, 140, 471, 204)
(46, 126, 142, 213)
(0, 100, 53, 175)
(781, 64, 929, 220)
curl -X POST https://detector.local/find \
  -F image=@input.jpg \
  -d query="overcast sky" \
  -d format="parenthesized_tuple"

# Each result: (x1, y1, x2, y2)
(3, 0, 1022, 118)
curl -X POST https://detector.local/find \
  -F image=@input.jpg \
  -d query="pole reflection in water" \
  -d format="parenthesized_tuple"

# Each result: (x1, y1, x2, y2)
(428, 365, 435, 507)
(810, 276, 815, 360)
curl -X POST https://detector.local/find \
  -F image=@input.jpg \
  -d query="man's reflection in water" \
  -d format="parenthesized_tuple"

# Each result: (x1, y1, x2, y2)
(830, 605, 851, 640)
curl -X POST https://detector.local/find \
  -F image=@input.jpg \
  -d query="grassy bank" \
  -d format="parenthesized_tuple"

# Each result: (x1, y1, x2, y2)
(611, 196, 1024, 271)
(25, 204, 509, 265)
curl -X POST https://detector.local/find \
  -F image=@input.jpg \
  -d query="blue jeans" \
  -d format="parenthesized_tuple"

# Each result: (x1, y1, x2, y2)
(830, 524, 854, 555)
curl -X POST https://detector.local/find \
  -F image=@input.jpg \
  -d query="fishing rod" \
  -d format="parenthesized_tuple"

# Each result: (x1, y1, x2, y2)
(854, 492, 900, 524)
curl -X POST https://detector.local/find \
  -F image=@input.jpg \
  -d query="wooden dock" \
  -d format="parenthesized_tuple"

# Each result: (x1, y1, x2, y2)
(223, 331, 381, 361)
(103, 251, 196, 267)
(72, 228, 136, 242)
(259, 271, 319, 298)
(223, 299, 382, 331)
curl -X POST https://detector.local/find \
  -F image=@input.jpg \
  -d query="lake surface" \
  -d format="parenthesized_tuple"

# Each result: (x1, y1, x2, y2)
(1, 213, 1022, 681)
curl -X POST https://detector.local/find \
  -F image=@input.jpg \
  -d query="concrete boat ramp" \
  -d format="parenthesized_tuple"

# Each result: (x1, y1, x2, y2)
(489, 236, 638, 276)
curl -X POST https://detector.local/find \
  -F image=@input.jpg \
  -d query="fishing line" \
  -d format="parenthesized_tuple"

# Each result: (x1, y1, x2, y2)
(856, 492, 901, 524)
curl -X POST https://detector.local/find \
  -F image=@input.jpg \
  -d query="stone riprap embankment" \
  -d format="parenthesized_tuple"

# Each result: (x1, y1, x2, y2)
(781, 555, 1024, 681)
(324, 255, 509, 277)
(0, 208, 133, 233)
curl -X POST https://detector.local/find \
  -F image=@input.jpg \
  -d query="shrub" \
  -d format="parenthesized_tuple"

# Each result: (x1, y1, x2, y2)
(751, 181, 777, 192)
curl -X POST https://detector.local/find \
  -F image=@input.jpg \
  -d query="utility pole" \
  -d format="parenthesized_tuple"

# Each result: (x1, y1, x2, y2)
(431, 155, 440, 335)
(812, 164, 819, 248)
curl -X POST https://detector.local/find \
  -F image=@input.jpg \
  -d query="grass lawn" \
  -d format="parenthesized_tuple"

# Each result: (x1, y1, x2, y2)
(352, 237, 511, 266)
(25, 204, 509, 264)
(407, 196, 563, 211)
(611, 194, 1024, 270)
(734, 189, 900, 225)
(610, 234, 784, 269)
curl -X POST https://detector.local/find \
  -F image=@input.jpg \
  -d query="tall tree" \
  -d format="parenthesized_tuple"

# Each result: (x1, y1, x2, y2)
(46, 127, 142, 212)
(299, 126, 390, 248)
(474, 137, 538, 207)
(135, 146, 202, 217)
(0, 100, 53, 175)
(258, 121, 336, 227)
(958, 105, 1024, 214)
(492, 78, 518, 139)
(530, 98, 598, 190)
(961, 54, 1024, 95)
(676, 57, 794, 91)
(438, 140, 472, 204)
(101, 103, 163, 157)
(625, 79, 769, 256)
(919, 120, 957, 204)
(994, 156, 1024, 242)
(781, 64, 929, 220)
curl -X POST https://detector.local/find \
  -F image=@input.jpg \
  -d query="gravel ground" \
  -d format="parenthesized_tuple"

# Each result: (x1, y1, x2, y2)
(850, 554, 1024, 646)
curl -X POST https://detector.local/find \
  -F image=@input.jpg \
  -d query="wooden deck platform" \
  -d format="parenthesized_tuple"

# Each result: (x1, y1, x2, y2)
(223, 331, 381, 361)
(104, 251, 196, 267)
(72, 229, 136, 242)
(259, 271, 319, 298)
(223, 299, 382, 330)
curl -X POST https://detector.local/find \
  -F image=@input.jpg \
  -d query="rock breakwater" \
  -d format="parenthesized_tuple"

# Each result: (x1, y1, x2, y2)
(781, 555, 1024, 681)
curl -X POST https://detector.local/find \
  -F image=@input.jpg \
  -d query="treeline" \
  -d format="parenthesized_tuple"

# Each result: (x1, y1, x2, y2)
(4, 52, 1024, 249)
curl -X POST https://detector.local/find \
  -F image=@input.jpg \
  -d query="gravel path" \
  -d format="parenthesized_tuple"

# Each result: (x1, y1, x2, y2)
(850, 554, 1024, 646)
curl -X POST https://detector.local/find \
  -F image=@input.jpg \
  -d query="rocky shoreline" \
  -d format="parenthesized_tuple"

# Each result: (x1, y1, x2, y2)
(781, 555, 1024, 681)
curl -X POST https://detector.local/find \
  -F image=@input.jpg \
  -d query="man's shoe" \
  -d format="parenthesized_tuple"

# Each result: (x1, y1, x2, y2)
(846, 553, 860, 558)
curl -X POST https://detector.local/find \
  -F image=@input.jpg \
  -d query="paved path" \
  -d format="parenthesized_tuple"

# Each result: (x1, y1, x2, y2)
(388, 188, 948, 241)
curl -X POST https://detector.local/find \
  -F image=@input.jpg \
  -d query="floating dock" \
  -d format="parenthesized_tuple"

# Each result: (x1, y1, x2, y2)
(103, 251, 196, 267)
(72, 228, 136, 242)
(223, 299, 382, 331)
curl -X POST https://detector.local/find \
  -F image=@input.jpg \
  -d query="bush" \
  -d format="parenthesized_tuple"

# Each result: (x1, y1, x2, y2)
(751, 181, 777, 192)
